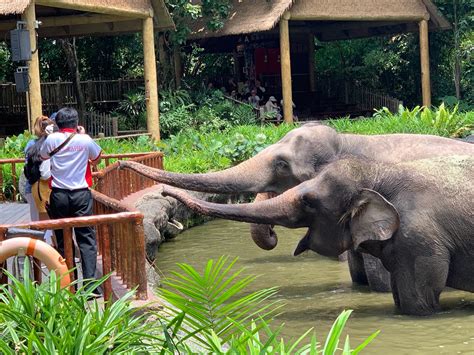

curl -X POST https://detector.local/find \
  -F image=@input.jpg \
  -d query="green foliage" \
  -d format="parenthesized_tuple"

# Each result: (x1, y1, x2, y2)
(329, 104, 473, 137)
(114, 90, 147, 131)
(0, 262, 157, 353)
(0, 43, 13, 82)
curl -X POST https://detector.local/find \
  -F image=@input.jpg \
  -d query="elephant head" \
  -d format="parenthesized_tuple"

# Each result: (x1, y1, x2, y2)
(160, 159, 401, 259)
(120, 124, 342, 250)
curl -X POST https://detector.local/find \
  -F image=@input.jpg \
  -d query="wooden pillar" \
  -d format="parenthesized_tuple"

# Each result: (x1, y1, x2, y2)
(419, 19, 431, 107)
(22, 1, 42, 131)
(279, 12, 293, 123)
(142, 16, 160, 140)
(173, 46, 182, 88)
(308, 33, 316, 92)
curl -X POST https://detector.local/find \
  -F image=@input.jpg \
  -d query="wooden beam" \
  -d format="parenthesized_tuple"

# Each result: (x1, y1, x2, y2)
(173, 46, 182, 88)
(36, 0, 151, 18)
(0, 14, 131, 32)
(289, 13, 427, 22)
(419, 19, 431, 107)
(142, 17, 160, 140)
(279, 13, 293, 124)
(22, 1, 42, 131)
(308, 33, 316, 92)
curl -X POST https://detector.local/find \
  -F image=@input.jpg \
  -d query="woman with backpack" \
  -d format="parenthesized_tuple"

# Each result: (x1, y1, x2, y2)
(24, 116, 56, 226)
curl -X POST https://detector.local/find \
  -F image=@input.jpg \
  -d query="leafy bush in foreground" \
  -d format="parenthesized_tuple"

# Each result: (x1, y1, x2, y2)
(0, 257, 379, 353)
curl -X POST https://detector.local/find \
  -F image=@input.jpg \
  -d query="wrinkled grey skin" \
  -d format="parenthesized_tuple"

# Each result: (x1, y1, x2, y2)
(162, 156, 474, 316)
(120, 125, 474, 291)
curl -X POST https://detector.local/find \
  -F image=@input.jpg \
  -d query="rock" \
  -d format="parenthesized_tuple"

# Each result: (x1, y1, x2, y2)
(461, 135, 474, 144)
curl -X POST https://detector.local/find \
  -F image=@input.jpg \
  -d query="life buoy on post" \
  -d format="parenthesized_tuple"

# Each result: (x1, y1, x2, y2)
(0, 237, 70, 289)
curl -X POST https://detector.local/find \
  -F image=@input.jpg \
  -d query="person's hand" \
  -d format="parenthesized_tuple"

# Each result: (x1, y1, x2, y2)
(45, 124, 54, 135)
(77, 126, 86, 134)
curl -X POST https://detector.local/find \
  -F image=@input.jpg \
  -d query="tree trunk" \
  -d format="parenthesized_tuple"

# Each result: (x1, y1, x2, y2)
(59, 38, 86, 120)
(453, 0, 461, 100)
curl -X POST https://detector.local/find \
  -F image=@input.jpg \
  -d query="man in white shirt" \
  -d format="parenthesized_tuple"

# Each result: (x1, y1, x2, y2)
(40, 107, 102, 291)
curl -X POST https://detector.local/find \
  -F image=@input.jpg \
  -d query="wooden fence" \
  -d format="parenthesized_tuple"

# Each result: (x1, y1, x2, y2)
(0, 151, 163, 301)
(0, 211, 146, 301)
(0, 152, 160, 202)
(0, 79, 144, 113)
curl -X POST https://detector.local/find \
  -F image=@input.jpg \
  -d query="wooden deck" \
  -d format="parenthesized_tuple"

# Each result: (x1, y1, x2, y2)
(0, 203, 30, 225)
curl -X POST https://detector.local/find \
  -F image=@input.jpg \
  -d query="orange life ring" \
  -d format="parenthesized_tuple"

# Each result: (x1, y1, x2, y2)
(0, 237, 70, 289)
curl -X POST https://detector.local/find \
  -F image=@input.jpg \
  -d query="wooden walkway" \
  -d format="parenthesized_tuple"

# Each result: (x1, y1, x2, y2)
(0, 203, 30, 225)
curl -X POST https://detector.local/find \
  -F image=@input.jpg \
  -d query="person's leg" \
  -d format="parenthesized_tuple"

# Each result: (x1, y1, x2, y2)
(25, 192, 39, 222)
(70, 189, 97, 281)
(48, 189, 70, 256)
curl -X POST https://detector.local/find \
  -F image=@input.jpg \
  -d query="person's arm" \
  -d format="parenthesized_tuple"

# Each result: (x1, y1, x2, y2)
(39, 137, 51, 161)
(88, 138, 102, 166)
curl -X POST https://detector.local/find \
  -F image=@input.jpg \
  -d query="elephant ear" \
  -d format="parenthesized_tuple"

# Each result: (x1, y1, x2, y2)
(348, 189, 400, 258)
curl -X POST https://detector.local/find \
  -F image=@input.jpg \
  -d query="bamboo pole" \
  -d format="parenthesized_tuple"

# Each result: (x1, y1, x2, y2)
(142, 17, 160, 141)
(419, 19, 431, 107)
(279, 13, 293, 124)
(308, 33, 316, 92)
(173, 46, 182, 88)
(22, 1, 43, 131)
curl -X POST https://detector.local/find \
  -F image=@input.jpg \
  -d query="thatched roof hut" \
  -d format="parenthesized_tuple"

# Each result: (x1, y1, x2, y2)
(190, 0, 449, 41)
(0, 0, 173, 140)
(186, 0, 449, 121)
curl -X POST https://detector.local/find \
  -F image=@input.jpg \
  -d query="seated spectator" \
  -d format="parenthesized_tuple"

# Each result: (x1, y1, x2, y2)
(264, 96, 282, 122)
(255, 79, 266, 100)
(226, 78, 238, 94)
(248, 89, 261, 108)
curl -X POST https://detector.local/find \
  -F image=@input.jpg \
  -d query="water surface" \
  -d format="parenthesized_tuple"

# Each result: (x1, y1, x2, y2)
(156, 220, 474, 354)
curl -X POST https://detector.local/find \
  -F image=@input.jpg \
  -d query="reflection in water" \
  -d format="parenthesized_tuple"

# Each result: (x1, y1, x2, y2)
(156, 220, 474, 354)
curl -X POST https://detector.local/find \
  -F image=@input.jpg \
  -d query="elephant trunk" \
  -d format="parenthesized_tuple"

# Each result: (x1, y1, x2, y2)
(119, 158, 271, 194)
(249, 192, 279, 250)
(162, 185, 301, 228)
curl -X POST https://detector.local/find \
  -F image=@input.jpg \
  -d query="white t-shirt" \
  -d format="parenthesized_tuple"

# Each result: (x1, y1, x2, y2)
(40, 130, 102, 190)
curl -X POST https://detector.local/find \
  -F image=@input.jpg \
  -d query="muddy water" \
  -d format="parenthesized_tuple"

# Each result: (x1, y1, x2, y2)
(155, 220, 474, 354)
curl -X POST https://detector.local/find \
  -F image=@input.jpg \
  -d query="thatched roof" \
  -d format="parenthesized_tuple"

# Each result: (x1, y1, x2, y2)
(0, 0, 31, 15)
(0, 0, 174, 38)
(191, 0, 293, 39)
(189, 0, 450, 40)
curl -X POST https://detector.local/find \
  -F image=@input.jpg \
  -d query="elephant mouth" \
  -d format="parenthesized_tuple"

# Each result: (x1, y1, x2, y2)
(166, 219, 184, 234)
(294, 229, 350, 257)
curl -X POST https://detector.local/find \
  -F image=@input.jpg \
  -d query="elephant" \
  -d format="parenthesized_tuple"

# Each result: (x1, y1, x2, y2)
(160, 155, 474, 316)
(120, 124, 474, 291)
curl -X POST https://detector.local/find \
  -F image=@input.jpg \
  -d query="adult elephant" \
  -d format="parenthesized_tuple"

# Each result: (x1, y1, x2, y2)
(161, 156, 474, 316)
(120, 125, 474, 291)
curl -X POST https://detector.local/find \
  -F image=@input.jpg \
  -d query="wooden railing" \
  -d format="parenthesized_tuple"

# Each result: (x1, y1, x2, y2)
(94, 152, 163, 201)
(347, 83, 403, 113)
(0, 152, 160, 202)
(0, 211, 147, 301)
(0, 79, 143, 113)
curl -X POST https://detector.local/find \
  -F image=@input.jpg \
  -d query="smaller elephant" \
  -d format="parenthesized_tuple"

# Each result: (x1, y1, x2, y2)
(161, 156, 474, 316)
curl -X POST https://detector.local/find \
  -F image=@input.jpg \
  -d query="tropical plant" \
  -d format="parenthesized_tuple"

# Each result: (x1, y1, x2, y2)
(115, 90, 147, 130)
(0, 261, 157, 353)
(157, 256, 380, 353)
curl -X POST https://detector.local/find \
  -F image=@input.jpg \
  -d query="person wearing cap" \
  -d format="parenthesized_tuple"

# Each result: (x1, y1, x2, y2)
(264, 96, 282, 122)
(40, 107, 102, 293)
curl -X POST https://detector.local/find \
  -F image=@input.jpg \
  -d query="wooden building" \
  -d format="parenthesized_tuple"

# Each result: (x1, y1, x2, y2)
(0, 0, 174, 140)
(188, 0, 450, 122)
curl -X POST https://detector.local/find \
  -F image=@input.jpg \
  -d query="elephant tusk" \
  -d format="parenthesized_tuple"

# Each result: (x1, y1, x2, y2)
(167, 219, 184, 232)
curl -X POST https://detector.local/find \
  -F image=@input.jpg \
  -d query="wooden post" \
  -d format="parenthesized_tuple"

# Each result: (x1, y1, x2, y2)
(233, 50, 240, 81)
(173, 46, 182, 88)
(308, 33, 316, 92)
(279, 13, 293, 123)
(22, 1, 43, 130)
(419, 19, 431, 107)
(142, 17, 160, 140)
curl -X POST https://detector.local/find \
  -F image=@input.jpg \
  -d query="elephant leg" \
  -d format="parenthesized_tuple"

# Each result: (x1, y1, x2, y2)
(393, 255, 449, 316)
(363, 254, 392, 292)
(347, 249, 368, 286)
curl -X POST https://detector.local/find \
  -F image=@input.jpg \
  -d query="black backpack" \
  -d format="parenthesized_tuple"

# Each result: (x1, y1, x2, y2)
(24, 138, 44, 185)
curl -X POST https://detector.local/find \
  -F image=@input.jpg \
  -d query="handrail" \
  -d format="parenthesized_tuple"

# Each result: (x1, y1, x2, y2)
(0, 211, 147, 300)
(0, 152, 159, 202)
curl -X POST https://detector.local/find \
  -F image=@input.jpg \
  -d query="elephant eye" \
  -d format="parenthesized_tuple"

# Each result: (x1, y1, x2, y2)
(275, 159, 289, 170)
(301, 195, 316, 209)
